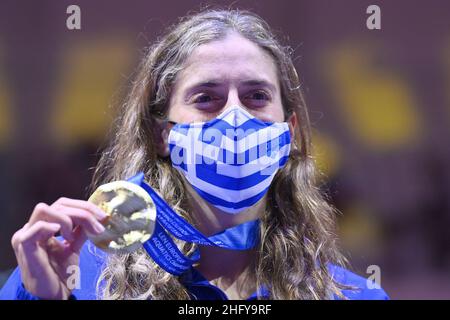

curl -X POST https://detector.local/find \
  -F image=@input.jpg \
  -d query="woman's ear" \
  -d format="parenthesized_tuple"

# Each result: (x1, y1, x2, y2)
(287, 112, 298, 138)
(154, 121, 171, 157)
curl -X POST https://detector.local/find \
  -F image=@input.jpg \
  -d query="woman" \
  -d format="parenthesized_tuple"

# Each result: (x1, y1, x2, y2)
(0, 9, 388, 300)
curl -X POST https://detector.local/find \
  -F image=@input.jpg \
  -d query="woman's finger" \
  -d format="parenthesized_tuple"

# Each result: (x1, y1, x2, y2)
(51, 205, 105, 236)
(27, 203, 75, 241)
(68, 225, 88, 253)
(51, 197, 107, 221)
(19, 221, 61, 248)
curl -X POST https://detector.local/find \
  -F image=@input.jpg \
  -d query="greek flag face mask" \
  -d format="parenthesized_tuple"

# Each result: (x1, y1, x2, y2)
(168, 106, 291, 214)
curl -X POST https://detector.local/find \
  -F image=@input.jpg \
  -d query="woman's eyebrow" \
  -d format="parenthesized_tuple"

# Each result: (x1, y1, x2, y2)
(240, 79, 277, 93)
(185, 78, 277, 93)
(186, 80, 223, 91)
(182, 80, 223, 99)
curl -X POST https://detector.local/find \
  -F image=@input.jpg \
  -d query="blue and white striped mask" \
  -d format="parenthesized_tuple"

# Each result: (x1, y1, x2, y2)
(168, 106, 291, 214)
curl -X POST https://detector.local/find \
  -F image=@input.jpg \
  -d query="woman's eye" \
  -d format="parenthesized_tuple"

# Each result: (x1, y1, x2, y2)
(196, 95, 211, 103)
(192, 94, 216, 104)
(243, 90, 271, 106)
(247, 90, 270, 101)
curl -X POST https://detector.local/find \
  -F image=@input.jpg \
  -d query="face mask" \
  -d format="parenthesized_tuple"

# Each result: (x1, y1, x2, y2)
(168, 106, 291, 214)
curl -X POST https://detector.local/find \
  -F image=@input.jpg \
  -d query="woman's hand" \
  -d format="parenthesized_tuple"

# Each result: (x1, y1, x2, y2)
(10, 197, 107, 300)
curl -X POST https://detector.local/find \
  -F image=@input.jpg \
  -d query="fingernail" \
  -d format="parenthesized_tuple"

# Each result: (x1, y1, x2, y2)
(96, 209, 108, 220)
(94, 223, 105, 234)
(50, 223, 61, 232)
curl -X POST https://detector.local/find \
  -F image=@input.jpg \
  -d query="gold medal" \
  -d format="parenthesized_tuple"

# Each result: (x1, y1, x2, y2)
(87, 180, 156, 253)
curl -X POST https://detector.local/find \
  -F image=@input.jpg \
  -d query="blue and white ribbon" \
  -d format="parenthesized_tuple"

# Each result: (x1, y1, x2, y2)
(127, 172, 260, 275)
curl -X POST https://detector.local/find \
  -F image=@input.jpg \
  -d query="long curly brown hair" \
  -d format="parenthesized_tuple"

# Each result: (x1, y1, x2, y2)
(89, 8, 348, 300)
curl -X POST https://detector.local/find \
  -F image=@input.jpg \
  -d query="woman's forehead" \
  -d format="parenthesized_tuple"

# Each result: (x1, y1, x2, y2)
(188, 33, 273, 62)
(176, 33, 279, 90)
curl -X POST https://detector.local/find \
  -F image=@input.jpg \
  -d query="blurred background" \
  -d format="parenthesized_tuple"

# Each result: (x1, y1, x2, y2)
(0, 0, 449, 299)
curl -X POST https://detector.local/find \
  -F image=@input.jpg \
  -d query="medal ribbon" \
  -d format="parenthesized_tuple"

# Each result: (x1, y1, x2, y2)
(127, 172, 260, 275)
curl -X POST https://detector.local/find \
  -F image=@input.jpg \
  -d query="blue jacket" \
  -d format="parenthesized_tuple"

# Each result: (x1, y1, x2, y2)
(0, 241, 389, 300)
